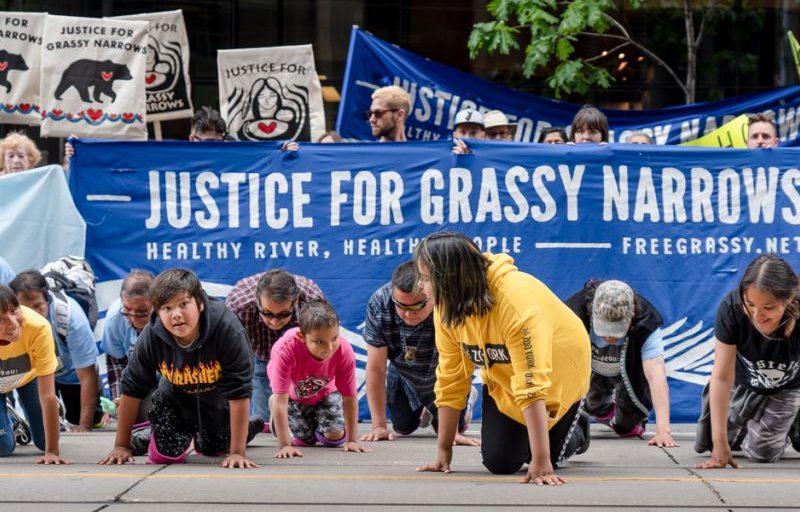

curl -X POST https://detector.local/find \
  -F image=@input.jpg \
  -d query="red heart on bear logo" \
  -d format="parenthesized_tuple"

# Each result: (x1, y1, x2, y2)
(257, 121, 277, 134)
(101, 71, 113, 82)
(145, 74, 157, 85)
(19, 103, 30, 113)
(0, 62, 8, 72)
(122, 113, 134, 121)
(108, 113, 119, 120)
(87, 108, 103, 121)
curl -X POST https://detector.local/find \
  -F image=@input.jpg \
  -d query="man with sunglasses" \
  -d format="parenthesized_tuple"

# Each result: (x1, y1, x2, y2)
(360, 261, 478, 446)
(226, 269, 324, 424)
(100, 270, 155, 426)
(367, 86, 410, 142)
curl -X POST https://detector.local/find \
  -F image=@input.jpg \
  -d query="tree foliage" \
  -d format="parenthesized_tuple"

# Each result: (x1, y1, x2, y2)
(468, 0, 720, 103)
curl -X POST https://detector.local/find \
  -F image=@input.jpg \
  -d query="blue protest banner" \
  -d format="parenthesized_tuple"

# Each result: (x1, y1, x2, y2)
(337, 26, 800, 146)
(70, 139, 800, 421)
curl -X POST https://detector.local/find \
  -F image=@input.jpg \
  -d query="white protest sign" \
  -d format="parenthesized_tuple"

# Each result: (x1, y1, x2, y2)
(40, 15, 148, 139)
(112, 10, 192, 122)
(218, 45, 325, 142)
(0, 12, 45, 125)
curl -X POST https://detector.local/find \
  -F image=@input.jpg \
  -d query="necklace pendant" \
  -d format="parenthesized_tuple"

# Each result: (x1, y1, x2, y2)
(404, 346, 417, 363)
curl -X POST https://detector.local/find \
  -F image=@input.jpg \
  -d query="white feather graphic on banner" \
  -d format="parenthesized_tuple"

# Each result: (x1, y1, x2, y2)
(662, 318, 715, 386)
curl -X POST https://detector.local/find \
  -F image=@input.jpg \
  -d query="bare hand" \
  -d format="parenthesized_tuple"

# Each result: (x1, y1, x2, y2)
(453, 432, 481, 447)
(416, 458, 451, 474)
(281, 141, 299, 152)
(99, 412, 113, 428)
(222, 453, 260, 469)
(694, 449, 739, 469)
(452, 138, 470, 154)
(360, 426, 394, 442)
(38, 452, 70, 465)
(648, 431, 679, 448)
(98, 447, 133, 465)
(274, 446, 303, 459)
(343, 440, 371, 453)
(523, 461, 565, 486)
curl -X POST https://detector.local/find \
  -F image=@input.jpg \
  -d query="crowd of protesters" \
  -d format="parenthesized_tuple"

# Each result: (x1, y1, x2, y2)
(0, 86, 794, 486)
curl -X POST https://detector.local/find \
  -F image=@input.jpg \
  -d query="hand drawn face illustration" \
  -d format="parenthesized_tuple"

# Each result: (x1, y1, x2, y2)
(228, 76, 310, 141)
(144, 36, 181, 92)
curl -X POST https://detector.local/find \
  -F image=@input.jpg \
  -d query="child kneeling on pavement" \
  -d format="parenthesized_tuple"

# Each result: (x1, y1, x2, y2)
(268, 300, 370, 458)
(98, 268, 262, 468)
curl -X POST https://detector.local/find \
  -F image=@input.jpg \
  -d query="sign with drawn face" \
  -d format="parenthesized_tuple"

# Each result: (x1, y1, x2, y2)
(218, 45, 325, 142)
(112, 10, 192, 122)
(39, 15, 148, 139)
(0, 12, 44, 126)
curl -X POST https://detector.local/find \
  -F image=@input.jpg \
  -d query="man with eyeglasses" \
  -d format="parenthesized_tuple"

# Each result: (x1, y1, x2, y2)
(226, 269, 324, 424)
(483, 110, 517, 141)
(360, 261, 478, 446)
(100, 270, 155, 425)
(366, 86, 410, 142)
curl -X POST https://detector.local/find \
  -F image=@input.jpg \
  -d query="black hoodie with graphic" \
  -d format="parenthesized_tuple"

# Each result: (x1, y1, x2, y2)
(120, 294, 253, 433)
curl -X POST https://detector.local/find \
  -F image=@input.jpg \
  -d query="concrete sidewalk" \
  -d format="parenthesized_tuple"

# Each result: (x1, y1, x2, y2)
(1, 423, 799, 511)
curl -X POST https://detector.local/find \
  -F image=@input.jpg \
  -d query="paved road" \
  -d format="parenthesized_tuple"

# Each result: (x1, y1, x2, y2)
(1, 423, 799, 511)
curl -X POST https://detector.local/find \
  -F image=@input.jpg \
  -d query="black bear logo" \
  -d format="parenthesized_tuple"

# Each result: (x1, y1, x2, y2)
(0, 50, 29, 93)
(54, 59, 133, 103)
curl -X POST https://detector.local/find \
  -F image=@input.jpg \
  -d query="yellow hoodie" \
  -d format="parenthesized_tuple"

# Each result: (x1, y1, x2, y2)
(434, 253, 591, 428)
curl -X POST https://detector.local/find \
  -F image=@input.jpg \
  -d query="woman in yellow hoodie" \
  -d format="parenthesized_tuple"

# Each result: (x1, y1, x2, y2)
(415, 232, 591, 485)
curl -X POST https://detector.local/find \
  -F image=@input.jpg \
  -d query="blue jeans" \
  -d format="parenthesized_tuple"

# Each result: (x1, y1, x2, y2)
(251, 356, 272, 421)
(0, 379, 46, 456)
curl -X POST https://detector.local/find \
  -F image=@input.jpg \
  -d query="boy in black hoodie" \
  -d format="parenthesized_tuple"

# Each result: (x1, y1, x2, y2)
(98, 269, 260, 468)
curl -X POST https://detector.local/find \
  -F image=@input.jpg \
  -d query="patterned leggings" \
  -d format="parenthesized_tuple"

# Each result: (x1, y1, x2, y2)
(695, 383, 800, 462)
(288, 391, 345, 445)
(148, 390, 230, 458)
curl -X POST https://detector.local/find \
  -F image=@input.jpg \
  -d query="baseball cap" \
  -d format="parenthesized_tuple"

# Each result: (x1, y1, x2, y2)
(454, 109, 484, 127)
(591, 280, 634, 338)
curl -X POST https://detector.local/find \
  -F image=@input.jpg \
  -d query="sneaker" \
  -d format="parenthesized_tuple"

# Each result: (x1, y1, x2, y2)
(130, 425, 151, 456)
(248, 416, 265, 443)
(291, 437, 314, 447)
(576, 412, 591, 455)
(593, 402, 615, 426)
(419, 407, 433, 429)
(613, 422, 645, 438)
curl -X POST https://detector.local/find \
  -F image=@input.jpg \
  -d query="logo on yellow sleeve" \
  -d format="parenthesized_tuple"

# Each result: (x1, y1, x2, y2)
(462, 343, 511, 368)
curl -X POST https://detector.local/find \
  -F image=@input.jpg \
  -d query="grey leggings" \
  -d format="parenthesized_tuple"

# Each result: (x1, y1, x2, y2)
(695, 383, 800, 462)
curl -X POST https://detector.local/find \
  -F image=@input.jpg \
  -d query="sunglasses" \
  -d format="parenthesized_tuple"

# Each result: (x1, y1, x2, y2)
(365, 108, 398, 120)
(256, 304, 294, 320)
(120, 311, 150, 319)
(392, 297, 428, 312)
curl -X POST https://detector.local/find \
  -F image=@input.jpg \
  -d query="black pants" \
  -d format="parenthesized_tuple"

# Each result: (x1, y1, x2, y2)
(388, 380, 467, 434)
(585, 373, 648, 433)
(148, 390, 230, 458)
(480, 385, 585, 474)
(55, 382, 103, 427)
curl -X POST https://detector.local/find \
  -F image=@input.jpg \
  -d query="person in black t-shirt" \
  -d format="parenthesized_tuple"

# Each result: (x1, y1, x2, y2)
(695, 255, 800, 467)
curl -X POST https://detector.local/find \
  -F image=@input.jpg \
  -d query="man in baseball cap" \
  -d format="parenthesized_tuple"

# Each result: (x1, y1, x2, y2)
(565, 279, 678, 448)
(483, 110, 516, 141)
(452, 108, 484, 154)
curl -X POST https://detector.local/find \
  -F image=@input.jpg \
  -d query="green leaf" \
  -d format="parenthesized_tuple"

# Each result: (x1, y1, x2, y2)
(556, 37, 575, 60)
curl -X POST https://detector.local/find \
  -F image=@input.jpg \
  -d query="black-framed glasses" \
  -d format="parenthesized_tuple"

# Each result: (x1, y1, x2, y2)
(365, 108, 398, 120)
(120, 311, 150, 319)
(392, 297, 428, 312)
(256, 304, 294, 320)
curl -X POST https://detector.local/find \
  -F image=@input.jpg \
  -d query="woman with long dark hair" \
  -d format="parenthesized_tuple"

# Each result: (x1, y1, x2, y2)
(695, 254, 800, 467)
(414, 232, 591, 485)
